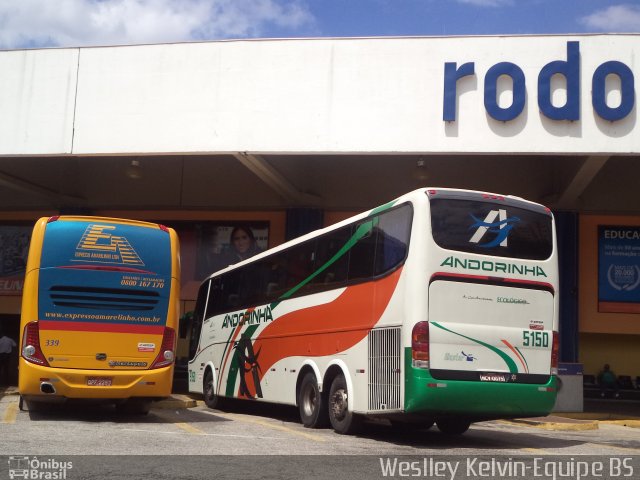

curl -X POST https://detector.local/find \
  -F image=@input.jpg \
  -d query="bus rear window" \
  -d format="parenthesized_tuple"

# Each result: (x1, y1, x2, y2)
(430, 198, 553, 260)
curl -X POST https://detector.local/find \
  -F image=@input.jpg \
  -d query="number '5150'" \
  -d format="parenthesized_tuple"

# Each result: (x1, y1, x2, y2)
(522, 331, 549, 348)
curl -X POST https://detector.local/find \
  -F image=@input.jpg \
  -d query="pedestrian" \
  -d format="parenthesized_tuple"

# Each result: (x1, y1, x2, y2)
(597, 363, 620, 398)
(0, 331, 17, 386)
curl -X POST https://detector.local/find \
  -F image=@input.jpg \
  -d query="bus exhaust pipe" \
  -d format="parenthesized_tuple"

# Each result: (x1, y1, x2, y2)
(40, 382, 56, 394)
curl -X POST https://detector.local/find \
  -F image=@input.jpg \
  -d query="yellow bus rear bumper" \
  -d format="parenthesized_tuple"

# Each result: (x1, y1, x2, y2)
(18, 359, 174, 400)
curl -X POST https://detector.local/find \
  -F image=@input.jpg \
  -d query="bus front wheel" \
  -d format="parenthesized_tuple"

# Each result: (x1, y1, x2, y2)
(298, 372, 328, 428)
(328, 373, 361, 435)
(203, 370, 219, 409)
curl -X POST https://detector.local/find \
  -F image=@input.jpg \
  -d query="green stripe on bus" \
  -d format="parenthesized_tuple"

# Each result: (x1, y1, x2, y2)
(224, 323, 261, 397)
(431, 321, 518, 374)
(515, 346, 530, 373)
(270, 215, 381, 309)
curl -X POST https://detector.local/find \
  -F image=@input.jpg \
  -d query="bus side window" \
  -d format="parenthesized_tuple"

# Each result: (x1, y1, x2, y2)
(348, 220, 377, 281)
(240, 260, 270, 307)
(309, 226, 351, 291)
(284, 241, 315, 291)
(374, 204, 412, 275)
(264, 256, 287, 302)
(189, 280, 210, 360)
(221, 270, 242, 310)
(204, 278, 222, 319)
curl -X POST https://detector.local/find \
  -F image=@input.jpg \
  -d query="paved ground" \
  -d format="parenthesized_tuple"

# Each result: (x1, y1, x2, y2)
(4, 385, 637, 431)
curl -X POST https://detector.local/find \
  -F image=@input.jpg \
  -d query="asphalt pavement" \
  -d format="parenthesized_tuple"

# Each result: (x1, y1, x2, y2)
(2, 385, 639, 431)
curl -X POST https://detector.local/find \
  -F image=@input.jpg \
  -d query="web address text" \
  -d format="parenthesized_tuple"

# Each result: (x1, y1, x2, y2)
(44, 312, 161, 323)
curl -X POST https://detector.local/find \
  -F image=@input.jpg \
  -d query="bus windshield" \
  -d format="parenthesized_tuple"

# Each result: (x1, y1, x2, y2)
(429, 197, 553, 260)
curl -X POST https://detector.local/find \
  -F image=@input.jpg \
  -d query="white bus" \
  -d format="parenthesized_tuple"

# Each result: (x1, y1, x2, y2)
(188, 188, 558, 435)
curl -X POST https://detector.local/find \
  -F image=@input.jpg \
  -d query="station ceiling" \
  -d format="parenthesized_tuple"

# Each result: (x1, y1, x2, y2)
(0, 154, 637, 215)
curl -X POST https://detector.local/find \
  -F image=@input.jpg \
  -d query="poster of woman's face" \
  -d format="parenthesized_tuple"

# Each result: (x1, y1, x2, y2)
(195, 222, 269, 279)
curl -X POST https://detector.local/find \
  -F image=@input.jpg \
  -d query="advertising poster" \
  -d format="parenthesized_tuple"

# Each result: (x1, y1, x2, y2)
(195, 222, 269, 280)
(598, 225, 640, 313)
(0, 226, 31, 296)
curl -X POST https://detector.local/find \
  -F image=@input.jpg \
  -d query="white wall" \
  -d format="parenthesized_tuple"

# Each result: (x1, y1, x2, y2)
(0, 49, 78, 155)
(0, 35, 638, 156)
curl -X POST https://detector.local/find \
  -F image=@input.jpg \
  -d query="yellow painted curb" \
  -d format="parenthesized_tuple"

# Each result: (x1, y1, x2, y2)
(153, 396, 197, 409)
(531, 421, 599, 431)
(556, 412, 640, 421)
(505, 419, 599, 431)
(600, 419, 640, 428)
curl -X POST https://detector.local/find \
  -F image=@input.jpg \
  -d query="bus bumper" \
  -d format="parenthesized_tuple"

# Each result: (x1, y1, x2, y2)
(18, 359, 174, 401)
(405, 357, 558, 419)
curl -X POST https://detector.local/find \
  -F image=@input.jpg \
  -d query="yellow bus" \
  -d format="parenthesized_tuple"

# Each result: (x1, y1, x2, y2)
(19, 216, 180, 413)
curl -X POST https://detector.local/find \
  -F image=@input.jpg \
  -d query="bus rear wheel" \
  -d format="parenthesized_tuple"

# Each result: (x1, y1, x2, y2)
(436, 418, 471, 435)
(203, 370, 219, 409)
(298, 372, 328, 428)
(116, 398, 151, 415)
(328, 373, 361, 435)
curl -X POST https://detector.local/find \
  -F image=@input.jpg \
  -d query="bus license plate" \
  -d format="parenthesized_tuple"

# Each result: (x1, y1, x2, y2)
(479, 373, 507, 383)
(87, 377, 112, 386)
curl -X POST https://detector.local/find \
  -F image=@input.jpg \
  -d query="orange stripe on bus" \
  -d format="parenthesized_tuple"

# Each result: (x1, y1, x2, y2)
(244, 268, 403, 396)
(501, 339, 528, 374)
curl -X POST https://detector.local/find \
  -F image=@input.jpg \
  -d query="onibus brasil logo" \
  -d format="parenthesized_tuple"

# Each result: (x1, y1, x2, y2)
(73, 224, 144, 266)
(469, 209, 520, 248)
(8, 456, 73, 479)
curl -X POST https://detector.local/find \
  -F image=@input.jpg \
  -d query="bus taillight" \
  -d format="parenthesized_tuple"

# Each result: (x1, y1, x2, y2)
(21, 322, 49, 366)
(550, 331, 559, 375)
(411, 321, 430, 369)
(150, 327, 176, 369)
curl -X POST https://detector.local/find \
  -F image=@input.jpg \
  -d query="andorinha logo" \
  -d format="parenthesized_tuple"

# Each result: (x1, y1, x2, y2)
(8, 456, 73, 479)
(222, 306, 274, 329)
(440, 256, 547, 278)
(73, 224, 144, 266)
(469, 209, 520, 248)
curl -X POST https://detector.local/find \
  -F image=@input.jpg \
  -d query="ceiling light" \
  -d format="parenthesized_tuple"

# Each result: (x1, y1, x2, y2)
(126, 159, 142, 180)
(413, 159, 429, 182)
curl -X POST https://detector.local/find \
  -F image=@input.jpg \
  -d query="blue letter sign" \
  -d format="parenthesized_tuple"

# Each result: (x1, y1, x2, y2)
(443, 41, 635, 123)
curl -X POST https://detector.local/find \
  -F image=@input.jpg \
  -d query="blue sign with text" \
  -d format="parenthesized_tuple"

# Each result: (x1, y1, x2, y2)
(598, 226, 640, 312)
(444, 41, 635, 123)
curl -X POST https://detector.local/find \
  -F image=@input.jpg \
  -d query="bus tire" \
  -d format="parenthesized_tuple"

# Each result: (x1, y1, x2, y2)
(436, 418, 471, 435)
(117, 398, 151, 415)
(203, 370, 219, 409)
(390, 420, 434, 432)
(298, 372, 328, 428)
(328, 373, 361, 435)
